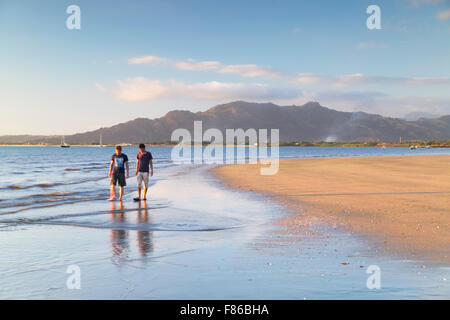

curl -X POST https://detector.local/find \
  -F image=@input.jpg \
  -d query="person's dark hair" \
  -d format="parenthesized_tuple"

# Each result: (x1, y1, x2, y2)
(139, 143, 145, 149)
(115, 145, 122, 151)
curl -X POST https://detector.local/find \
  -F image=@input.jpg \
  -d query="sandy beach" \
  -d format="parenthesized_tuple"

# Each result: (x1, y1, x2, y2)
(214, 155, 450, 264)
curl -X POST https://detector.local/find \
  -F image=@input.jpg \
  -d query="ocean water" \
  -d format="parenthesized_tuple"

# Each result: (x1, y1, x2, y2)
(0, 146, 449, 299)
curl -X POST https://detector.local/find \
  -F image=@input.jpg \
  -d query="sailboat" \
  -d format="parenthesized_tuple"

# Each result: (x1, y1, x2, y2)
(60, 135, 70, 148)
(98, 133, 105, 147)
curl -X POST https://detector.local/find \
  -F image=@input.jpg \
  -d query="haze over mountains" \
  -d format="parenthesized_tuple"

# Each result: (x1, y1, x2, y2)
(2, 101, 450, 144)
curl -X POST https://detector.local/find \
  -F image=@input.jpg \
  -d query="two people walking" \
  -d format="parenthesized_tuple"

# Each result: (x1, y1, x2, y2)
(108, 144, 153, 201)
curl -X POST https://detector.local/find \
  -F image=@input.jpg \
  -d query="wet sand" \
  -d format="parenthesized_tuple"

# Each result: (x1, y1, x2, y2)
(213, 156, 450, 264)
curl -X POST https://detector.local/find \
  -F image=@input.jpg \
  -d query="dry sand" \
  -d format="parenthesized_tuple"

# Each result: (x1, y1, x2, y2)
(213, 156, 450, 264)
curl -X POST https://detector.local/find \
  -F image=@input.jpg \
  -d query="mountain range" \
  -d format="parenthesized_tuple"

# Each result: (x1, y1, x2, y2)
(2, 101, 450, 144)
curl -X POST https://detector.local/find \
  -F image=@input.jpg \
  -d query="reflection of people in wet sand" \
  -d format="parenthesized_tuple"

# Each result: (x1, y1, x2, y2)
(109, 200, 153, 261)
(136, 200, 154, 257)
(109, 201, 129, 260)
(108, 145, 129, 201)
(134, 144, 153, 202)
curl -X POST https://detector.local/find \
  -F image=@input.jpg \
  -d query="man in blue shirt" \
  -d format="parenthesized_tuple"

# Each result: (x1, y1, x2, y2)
(134, 143, 153, 201)
(108, 145, 129, 201)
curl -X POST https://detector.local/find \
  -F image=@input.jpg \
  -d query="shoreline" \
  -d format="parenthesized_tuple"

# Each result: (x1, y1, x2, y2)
(0, 144, 176, 147)
(213, 155, 450, 265)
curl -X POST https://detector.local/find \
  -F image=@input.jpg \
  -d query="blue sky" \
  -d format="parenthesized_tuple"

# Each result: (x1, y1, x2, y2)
(0, 0, 449, 134)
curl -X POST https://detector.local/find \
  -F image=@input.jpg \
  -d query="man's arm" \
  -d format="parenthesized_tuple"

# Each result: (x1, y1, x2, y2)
(108, 160, 113, 177)
(136, 159, 140, 176)
(150, 159, 153, 176)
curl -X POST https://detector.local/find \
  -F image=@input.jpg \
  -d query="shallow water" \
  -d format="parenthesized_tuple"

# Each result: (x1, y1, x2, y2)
(0, 146, 449, 299)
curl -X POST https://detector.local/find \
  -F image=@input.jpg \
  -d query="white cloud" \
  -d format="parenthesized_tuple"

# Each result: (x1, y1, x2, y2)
(293, 73, 450, 88)
(128, 55, 167, 65)
(126, 54, 449, 88)
(116, 78, 170, 101)
(181, 81, 298, 100)
(114, 77, 300, 102)
(218, 64, 282, 79)
(174, 60, 221, 71)
(436, 8, 450, 20)
(333, 74, 450, 87)
(295, 73, 325, 85)
(404, 77, 450, 85)
(128, 55, 283, 79)
(94, 82, 107, 92)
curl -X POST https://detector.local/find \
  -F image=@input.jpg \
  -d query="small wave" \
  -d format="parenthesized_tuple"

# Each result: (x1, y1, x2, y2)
(0, 202, 170, 223)
(2, 176, 105, 191)
(37, 183, 54, 188)
(0, 190, 170, 216)
(65, 168, 80, 171)
(0, 195, 107, 215)
(29, 191, 77, 198)
(83, 166, 104, 170)
(0, 191, 78, 210)
(17, 220, 244, 232)
(6, 185, 24, 190)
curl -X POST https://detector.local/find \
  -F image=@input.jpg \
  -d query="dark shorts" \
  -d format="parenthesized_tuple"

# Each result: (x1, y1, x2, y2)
(111, 171, 126, 187)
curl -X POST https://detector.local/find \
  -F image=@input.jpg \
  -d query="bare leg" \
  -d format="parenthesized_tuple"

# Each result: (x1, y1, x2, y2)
(143, 187, 148, 200)
(137, 187, 141, 199)
(108, 185, 116, 201)
(119, 186, 124, 201)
